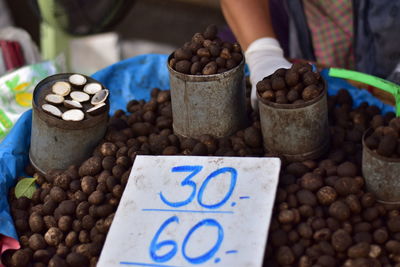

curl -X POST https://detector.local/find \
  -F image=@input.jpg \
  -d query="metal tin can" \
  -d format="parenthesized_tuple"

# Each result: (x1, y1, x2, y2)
(29, 73, 109, 175)
(257, 83, 329, 161)
(362, 128, 400, 205)
(168, 55, 247, 138)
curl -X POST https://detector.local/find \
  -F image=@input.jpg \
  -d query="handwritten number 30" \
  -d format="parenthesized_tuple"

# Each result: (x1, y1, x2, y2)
(159, 166, 237, 209)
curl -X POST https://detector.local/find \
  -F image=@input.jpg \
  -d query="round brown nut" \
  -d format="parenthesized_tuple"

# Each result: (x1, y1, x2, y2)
(300, 173, 323, 192)
(287, 89, 300, 103)
(329, 200, 350, 221)
(54, 174, 71, 190)
(271, 76, 286, 91)
(302, 71, 317, 86)
(66, 252, 89, 267)
(49, 255, 68, 267)
(44, 227, 63, 246)
(79, 156, 102, 177)
(29, 233, 47, 251)
(174, 48, 192, 61)
(192, 32, 205, 44)
(296, 189, 317, 206)
(10, 249, 31, 267)
(57, 215, 72, 232)
(377, 134, 397, 157)
(49, 186, 67, 203)
(29, 213, 45, 233)
(285, 70, 300, 87)
(261, 90, 275, 102)
(190, 61, 202, 75)
(302, 84, 320, 101)
(88, 190, 105, 205)
(276, 246, 295, 265)
(81, 176, 97, 195)
(202, 61, 217, 75)
(334, 177, 360, 196)
(33, 249, 51, 264)
(337, 161, 358, 177)
(175, 60, 191, 74)
(220, 48, 231, 59)
(331, 229, 352, 252)
(65, 231, 78, 248)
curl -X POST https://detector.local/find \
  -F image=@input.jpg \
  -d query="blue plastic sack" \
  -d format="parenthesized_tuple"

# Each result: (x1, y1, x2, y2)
(0, 54, 395, 242)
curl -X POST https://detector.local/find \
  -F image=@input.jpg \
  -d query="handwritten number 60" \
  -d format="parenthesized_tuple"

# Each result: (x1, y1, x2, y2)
(150, 216, 224, 264)
(159, 166, 237, 209)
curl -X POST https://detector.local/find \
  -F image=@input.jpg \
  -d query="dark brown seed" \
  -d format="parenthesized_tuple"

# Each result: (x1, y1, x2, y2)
(209, 44, 221, 57)
(190, 62, 202, 75)
(285, 70, 299, 86)
(271, 76, 286, 91)
(329, 200, 350, 221)
(197, 48, 211, 58)
(174, 48, 192, 61)
(302, 85, 320, 101)
(202, 61, 217, 75)
(331, 229, 352, 252)
(302, 71, 317, 86)
(175, 60, 191, 74)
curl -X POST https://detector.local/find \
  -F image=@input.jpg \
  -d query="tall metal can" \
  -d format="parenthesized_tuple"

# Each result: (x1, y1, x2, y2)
(362, 128, 400, 205)
(29, 74, 109, 175)
(168, 55, 247, 138)
(257, 84, 329, 161)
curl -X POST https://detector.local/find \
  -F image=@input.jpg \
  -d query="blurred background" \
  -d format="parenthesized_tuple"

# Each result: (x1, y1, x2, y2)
(3, 0, 226, 74)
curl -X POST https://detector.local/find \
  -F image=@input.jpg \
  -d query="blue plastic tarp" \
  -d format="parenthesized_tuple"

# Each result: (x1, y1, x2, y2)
(0, 54, 395, 243)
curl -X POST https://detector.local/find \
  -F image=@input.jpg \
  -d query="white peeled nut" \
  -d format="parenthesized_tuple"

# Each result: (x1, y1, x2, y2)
(64, 100, 83, 109)
(83, 83, 102, 95)
(45, 94, 64, 104)
(62, 109, 85, 121)
(70, 91, 90, 102)
(87, 102, 106, 116)
(69, 74, 87, 87)
(42, 104, 62, 117)
(91, 89, 109, 105)
(52, 81, 71, 96)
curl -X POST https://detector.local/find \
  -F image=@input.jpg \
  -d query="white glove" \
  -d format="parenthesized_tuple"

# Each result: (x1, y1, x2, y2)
(245, 37, 291, 110)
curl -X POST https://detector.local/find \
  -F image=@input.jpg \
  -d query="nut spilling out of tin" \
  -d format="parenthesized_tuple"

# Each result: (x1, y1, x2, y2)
(69, 74, 87, 87)
(70, 91, 90, 102)
(45, 94, 64, 104)
(91, 89, 109, 105)
(83, 83, 102, 95)
(52, 81, 71, 96)
(62, 109, 85, 121)
(42, 104, 62, 117)
(87, 103, 106, 116)
(64, 100, 83, 109)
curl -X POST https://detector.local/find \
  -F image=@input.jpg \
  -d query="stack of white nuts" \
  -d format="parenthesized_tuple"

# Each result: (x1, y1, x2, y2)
(41, 74, 109, 121)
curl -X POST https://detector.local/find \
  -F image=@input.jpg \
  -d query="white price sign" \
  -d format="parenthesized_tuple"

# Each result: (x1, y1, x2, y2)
(98, 156, 281, 267)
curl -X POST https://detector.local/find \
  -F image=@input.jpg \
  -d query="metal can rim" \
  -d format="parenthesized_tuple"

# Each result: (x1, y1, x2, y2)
(362, 128, 400, 163)
(167, 53, 245, 82)
(32, 73, 109, 130)
(257, 78, 327, 110)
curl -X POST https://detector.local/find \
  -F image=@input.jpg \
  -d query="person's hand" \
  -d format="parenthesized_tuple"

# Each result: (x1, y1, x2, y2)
(245, 37, 291, 110)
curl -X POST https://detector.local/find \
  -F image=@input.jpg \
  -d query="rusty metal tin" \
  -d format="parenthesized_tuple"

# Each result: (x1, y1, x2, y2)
(362, 128, 400, 205)
(167, 54, 247, 139)
(257, 83, 329, 161)
(29, 73, 109, 175)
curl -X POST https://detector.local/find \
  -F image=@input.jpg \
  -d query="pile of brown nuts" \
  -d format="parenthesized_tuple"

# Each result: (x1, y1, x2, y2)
(257, 63, 324, 104)
(365, 117, 400, 158)
(4, 86, 400, 266)
(169, 25, 243, 75)
(41, 74, 109, 121)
